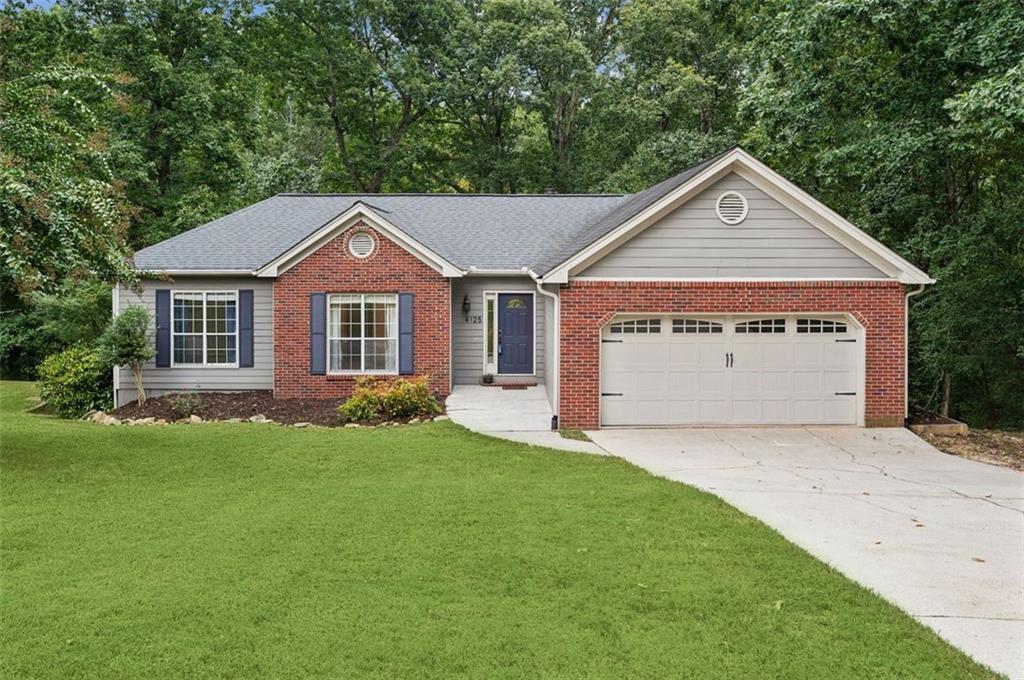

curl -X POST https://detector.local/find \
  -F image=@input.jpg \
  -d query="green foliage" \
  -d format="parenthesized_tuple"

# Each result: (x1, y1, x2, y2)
(0, 281, 112, 379)
(168, 392, 202, 419)
(36, 346, 112, 417)
(99, 306, 153, 369)
(338, 376, 442, 423)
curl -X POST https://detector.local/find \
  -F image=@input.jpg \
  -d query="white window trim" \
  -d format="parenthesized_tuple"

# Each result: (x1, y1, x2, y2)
(171, 290, 240, 368)
(327, 293, 399, 375)
(482, 290, 536, 376)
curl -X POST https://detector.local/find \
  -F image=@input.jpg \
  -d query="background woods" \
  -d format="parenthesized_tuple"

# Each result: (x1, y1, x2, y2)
(1, 0, 1022, 426)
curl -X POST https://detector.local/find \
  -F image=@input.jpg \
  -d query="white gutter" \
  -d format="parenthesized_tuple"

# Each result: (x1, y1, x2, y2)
(905, 284, 927, 419)
(529, 270, 559, 428)
(466, 266, 531, 276)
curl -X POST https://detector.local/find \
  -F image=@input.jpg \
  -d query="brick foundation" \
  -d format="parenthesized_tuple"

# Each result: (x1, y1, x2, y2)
(558, 280, 905, 429)
(273, 222, 450, 399)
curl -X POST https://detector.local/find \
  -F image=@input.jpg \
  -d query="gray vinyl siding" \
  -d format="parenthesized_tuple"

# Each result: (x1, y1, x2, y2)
(541, 288, 557, 411)
(581, 173, 887, 279)
(451, 277, 545, 385)
(115, 277, 273, 406)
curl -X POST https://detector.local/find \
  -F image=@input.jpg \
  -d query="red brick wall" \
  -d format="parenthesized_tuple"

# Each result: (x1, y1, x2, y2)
(559, 280, 905, 428)
(273, 222, 450, 399)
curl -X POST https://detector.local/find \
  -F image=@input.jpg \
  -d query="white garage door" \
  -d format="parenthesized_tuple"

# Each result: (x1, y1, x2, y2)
(600, 316, 861, 426)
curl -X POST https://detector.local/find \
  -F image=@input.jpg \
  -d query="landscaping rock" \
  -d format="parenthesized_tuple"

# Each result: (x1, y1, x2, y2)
(135, 417, 156, 425)
(293, 422, 311, 428)
(188, 415, 203, 424)
(225, 418, 243, 423)
(433, 415, 449, 422)
(155, 419, 168, 425)
(248, 414, 268, 423)
(81, 410, 99, 421)
(101, 414, 121, 426)
(408, 418, 421, 425)
(344, 423, 361, 429)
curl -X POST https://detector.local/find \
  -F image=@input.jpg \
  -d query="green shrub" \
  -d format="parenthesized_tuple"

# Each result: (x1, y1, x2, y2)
(99, 306, 154, 405)
(37, 346, 112, 418)
(338, 376, 442, 423)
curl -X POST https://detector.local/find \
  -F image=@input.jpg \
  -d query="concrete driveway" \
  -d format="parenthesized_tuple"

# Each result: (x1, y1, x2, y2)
(587, 427, 1024, 678)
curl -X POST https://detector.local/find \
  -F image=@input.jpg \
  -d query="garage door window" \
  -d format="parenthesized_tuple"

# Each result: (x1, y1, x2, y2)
(797, 319, 848, 334)
(609, 319, 661, 334)
(673, 319, 723, 334)
(735, 318, 786, 334)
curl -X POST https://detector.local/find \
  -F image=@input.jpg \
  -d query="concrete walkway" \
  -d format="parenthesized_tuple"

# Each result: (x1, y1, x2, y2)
(587, 427, 1024, 678)
(445, 385, 606, 454)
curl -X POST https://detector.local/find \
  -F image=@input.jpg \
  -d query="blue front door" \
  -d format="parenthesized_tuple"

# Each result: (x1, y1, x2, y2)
(498, 293, 533, 374)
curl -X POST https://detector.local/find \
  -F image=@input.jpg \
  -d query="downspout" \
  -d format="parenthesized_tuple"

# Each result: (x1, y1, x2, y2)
(904, 284, 926, 420)
(529, 270, 559, 430)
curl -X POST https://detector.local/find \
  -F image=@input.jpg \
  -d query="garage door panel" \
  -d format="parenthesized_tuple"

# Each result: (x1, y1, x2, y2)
(698, 400, 729, 423)
(636, 370, 669, 393)
(700, 372, 730, 392)
(601, 315, 861, 426)
(669, 371, 699, 393)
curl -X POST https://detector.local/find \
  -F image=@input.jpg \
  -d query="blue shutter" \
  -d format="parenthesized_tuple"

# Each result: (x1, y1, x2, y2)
(155, 289, 171, 367)
(398, 292, 414, 375)
(239, 289, 254, 368)
(309, 292, 326, 375)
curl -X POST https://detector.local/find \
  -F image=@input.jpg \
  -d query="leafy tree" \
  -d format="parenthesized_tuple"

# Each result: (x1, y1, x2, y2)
(257, 0, 464, 193)
(61, 0, 262, 246)
(99, 306, 153, 404)
(0, 11, 136, 295)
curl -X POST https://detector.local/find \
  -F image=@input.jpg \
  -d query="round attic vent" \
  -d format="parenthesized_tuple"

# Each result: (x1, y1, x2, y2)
(716, 191, 749, 224)
(348, 230, 375, 258)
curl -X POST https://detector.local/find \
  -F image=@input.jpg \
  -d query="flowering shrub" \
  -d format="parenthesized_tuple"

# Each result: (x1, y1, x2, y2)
(338, 376, 442, 423)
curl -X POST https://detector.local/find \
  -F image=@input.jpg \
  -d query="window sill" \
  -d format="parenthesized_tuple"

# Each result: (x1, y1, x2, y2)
(325, 372, 398, 380)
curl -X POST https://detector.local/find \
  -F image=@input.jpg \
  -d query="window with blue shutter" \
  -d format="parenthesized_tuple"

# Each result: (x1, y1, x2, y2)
(309, 292, 327, 375)
(155, 289, 171, 367)
(398, 292, 414, 375)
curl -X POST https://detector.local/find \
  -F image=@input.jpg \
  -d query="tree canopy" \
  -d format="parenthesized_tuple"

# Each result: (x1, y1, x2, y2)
(1, 0, 1021, 426)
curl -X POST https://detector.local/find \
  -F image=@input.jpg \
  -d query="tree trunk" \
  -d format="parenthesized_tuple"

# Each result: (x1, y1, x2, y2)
(132, 362, 147, 405)
(940, 372, 950, 418)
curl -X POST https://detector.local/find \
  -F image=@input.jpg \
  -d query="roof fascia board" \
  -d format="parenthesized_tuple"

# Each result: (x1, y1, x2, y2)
(730, 153, 934, 284)
(256, 204, 464, 278)
(574, 276, 895, 282)
(543, 150, 742, 283)
(136, 269, 257, 276)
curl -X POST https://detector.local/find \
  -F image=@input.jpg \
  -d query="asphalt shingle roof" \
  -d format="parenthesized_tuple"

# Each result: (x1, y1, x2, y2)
(132, 149, 734, 276)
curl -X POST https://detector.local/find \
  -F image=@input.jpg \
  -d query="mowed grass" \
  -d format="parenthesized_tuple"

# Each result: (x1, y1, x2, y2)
(1, 381, 994, 679)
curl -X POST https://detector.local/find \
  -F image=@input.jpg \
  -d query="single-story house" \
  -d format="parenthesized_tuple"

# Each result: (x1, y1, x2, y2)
(116, 147, 933, 428)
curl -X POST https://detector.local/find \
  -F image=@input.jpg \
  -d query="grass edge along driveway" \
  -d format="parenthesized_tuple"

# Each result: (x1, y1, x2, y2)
(0, 382, 999, 679)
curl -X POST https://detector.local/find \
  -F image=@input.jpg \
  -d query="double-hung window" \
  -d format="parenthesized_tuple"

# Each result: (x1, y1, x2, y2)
(172, 291, 238, 365)
(328, 294, 398, 373)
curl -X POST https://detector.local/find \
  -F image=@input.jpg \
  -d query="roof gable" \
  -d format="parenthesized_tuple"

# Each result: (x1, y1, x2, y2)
(579, 173, 888, 279)
(542, 148, 933, 284)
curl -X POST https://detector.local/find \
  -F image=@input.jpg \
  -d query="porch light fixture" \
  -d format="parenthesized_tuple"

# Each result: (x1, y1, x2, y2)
(462, 295, 471, 319)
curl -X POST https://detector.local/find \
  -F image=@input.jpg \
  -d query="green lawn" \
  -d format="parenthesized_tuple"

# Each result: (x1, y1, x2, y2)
(1, 381, 993, 679)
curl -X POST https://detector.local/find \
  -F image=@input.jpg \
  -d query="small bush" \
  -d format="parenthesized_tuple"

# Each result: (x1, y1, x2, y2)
(338, 376, 442, 423)
(169, 392, 202, 418)
(37, 346, 112, 418)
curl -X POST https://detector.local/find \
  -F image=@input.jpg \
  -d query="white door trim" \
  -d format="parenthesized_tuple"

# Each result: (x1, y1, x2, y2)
(481, 290, 537, 376)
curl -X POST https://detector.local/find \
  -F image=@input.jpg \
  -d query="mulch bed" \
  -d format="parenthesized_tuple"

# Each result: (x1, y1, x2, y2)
(920, 428, 1024, 471)
(908, 404, 962, 425)
(111, 391, 347, 427)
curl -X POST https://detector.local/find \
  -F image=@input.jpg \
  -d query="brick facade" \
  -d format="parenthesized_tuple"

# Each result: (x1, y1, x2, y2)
(273, 222, 450, 399)
(558, 280, 906, 429)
